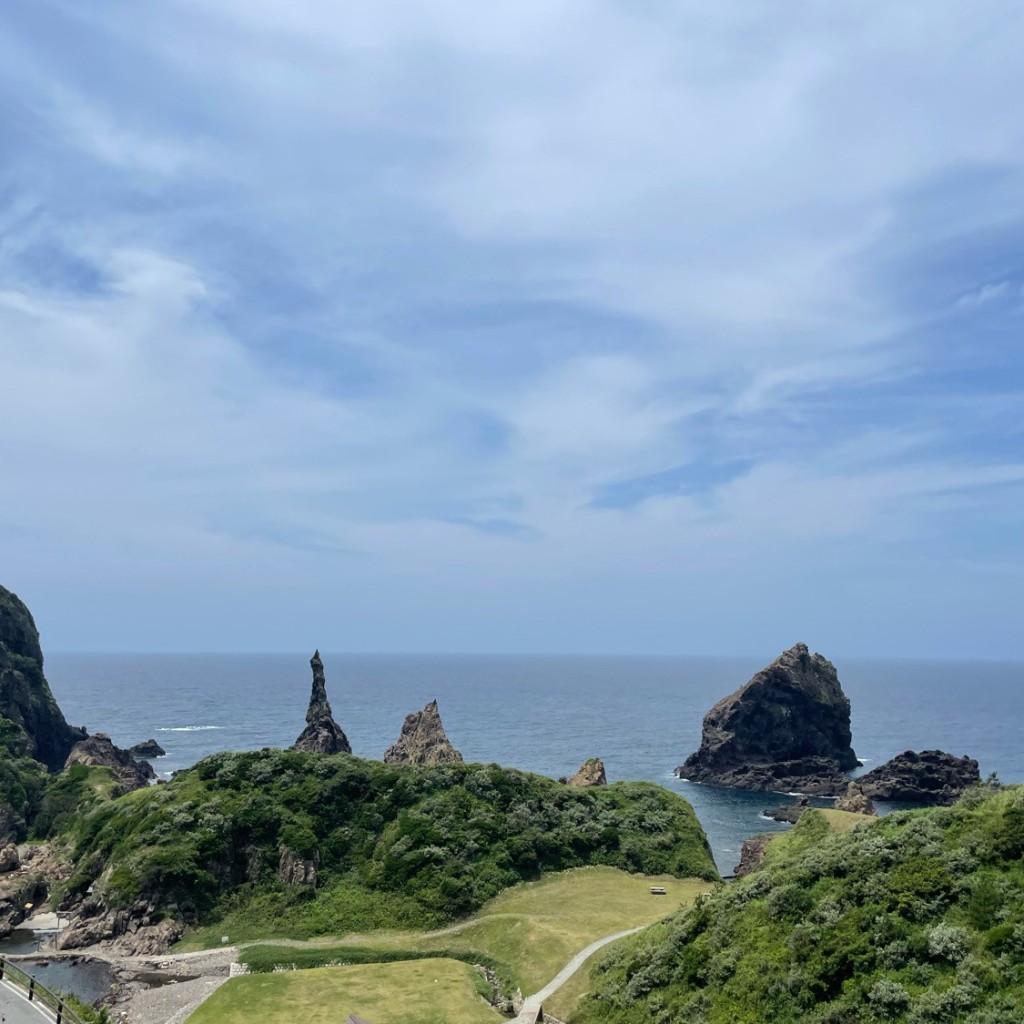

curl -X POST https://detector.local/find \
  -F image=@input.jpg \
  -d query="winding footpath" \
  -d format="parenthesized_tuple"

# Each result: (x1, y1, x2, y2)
(511, 927, 643, 1024)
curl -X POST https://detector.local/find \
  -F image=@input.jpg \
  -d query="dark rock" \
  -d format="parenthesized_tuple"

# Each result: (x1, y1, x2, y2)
(54, 896, 184, 955)
(852, 750, 980, 805)
(676, 643, 857, 795)
(383, 700, 463, 766)
(128, 739, 166, 759)
(65, 733, 155, 794)
(278, 847, 318, 887)
(291, 650, 352, 755)
(0, 585, 87, 771)
(835, 784, 876, 815)
(735, 834, 777, 877)
(564, 758, 608, 787)
(763, 795, 810, 824)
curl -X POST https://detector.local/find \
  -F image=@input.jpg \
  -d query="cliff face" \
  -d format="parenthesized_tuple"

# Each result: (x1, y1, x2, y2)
(383, 700, 463, 766)
(291, 650, 352, 755)
(677, 643, 858, 795)
(0, 586, 86, 772)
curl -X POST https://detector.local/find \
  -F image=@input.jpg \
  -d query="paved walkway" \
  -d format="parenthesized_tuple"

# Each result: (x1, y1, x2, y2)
(511, 927, 643, 1024)
(0, 979, 54, 1024)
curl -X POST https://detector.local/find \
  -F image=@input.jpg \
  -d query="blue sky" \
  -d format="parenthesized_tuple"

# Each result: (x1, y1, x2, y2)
(1, 2, 1022, 657)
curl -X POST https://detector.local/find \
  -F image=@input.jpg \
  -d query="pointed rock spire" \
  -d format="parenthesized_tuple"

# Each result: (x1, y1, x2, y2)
(564, 758, 607, 787)
(291, 650, 351, 754)
(383, 699, 463, 766)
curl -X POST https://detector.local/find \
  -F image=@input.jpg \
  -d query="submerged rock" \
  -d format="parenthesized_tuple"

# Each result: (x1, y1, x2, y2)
(677, 643, 858, 795)
(129, 738, 166, 759)
(851, 750, 979, 805)
(0, 585, 87, 771)
(291, 650, 352, 755)
(383, 700, 463, 766)
(563, 758, 608, 787)
(65, 733, 155, 794)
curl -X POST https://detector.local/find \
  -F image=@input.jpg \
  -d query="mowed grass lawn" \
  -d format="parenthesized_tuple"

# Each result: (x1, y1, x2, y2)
(187, 958, 503, 1024)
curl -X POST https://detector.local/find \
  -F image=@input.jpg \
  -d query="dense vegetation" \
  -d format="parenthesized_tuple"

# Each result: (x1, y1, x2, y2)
(0, 715, 48, 841)
(58, 749, 717, 936)
(577, 786, 1024, 1024)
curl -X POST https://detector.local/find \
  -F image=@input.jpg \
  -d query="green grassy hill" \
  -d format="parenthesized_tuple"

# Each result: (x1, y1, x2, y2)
(57, 749, 717, 938)
(576, 786, 1024, 1024)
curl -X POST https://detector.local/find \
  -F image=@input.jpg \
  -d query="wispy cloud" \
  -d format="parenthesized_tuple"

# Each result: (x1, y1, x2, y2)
(0, 1, 1023, 655)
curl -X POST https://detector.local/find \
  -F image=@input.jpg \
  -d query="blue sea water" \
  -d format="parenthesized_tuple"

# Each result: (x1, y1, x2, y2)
(45, 652, 1024, 874)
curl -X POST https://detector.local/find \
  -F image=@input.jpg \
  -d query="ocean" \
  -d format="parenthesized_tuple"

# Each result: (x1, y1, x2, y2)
(46, 652, 1024, 874)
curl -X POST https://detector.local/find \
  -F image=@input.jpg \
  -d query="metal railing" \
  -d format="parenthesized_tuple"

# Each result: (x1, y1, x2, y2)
(0, 957, 87, 1024)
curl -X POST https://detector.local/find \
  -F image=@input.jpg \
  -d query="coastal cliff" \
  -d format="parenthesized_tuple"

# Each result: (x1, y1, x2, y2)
(0, 585, 87, 771)
(677, 643, 858, 794)
(291, 650, 352, 755)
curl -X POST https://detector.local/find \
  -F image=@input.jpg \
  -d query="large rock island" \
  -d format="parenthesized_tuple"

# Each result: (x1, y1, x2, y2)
(677, 643, 858, 794)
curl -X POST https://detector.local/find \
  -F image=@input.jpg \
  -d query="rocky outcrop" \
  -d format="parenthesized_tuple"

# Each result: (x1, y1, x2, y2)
(562, 758, 608, 787)
(835, 784, 876, 815)
(851, 750, 980, 805)
(129, 739, 166, 759)
(291, 650, 351, 755)
(676, 643, 858, 795)
(54, 896, 184, 955)
(383, 700, 463, 766)
(279, 847, 318, 887)
(763, 795, 810, 824)
(0, 844, 19, 872)
(0, 585, 87, 771)
(734, 834, 777, 877)
(65, 733, 155, 794)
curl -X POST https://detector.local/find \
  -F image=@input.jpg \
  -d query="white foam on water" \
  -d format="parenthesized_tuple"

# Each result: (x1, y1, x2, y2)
(155, 725, 226, 732)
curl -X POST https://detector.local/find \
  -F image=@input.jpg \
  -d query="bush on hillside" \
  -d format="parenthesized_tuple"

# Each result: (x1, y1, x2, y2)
(577, 790, 1024, 1024)
(56, 749, 717, 935)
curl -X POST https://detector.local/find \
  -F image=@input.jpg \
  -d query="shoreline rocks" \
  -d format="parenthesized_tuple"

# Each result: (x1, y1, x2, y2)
(291, 650, 352, 755)
(677, 643, 858, 795)
(383, 699, 463, 766)
(851, 750, 980, 805)
(129, 739, 166, 759)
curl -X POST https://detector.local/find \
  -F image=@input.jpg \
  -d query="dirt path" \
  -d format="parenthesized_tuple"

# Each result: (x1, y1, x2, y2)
(511, 927, 643, 1024)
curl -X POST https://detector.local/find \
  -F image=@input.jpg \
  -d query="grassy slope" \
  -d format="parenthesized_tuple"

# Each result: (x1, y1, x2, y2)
(236, 866, 715, 1011)
(188, 958, 503, 1024)
(575, 788, 1024, 1024)
(59, 749, 717, 940)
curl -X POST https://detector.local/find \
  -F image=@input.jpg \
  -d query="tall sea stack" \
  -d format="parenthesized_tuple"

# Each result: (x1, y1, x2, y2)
(291, 650, 352, 754)
(677, 643, 858, 795)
